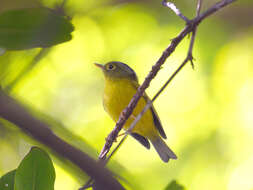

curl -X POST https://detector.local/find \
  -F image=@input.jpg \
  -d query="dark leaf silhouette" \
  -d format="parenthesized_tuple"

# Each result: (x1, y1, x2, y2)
(0, 7, 74, 50)
(165, 180, 185, 190)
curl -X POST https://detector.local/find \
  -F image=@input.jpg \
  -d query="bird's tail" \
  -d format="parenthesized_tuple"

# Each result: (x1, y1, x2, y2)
(151, 137, 177, 163)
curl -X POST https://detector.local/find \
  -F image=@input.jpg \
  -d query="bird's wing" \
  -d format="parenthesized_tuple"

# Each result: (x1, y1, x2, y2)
(130, 132, 150, 149)
(131, 80, 167, 139)
(149, 103, 167, 139)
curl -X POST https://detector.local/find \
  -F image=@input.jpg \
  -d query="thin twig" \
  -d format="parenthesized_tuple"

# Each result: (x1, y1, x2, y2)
(81, 0, 236, 189)
(123, 56, 190, 134)
(188, 0, 202, 69)
(123, 0, 204, 141)
(162, 1, 190, 23)
(82, 36, 198, 190)
(105, 30, 201, 166)
(99, 0, 236, 161)
(196, 0, 202, 16)
(5, 48, 50, 92)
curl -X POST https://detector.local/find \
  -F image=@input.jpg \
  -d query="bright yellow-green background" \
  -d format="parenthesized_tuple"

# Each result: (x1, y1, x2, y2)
(1, 0, 253, 190)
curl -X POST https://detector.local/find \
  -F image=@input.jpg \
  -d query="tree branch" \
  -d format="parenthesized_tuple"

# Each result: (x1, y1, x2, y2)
(102, 0, 204, 165)
(98, 0, 236, 161)
(186, 0, 202, 69)
(81, 0, 236, 188)
(5, 48, 50, 92)
(162, 1, 190, 23)
(0, 90, 124, 190)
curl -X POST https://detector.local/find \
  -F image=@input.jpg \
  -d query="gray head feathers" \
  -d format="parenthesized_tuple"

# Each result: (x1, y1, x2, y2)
(103, 61, 138, 81)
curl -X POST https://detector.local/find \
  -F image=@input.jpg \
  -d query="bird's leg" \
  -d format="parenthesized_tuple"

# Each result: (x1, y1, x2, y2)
(111, 132, 126, 142)
(114, 114, 136, 142)
(117, 132, 126, 137)
(130, 114, 136, 120)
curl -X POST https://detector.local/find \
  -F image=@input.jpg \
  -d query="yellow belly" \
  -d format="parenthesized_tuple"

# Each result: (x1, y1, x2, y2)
(103, 78, 158, 139)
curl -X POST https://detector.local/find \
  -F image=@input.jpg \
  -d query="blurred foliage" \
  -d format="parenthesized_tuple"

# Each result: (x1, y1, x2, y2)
(0, 0, 253, 190)
(0, 7, 73, 51)
(0, 170, 16, 190)
(165, 180, 185, 190)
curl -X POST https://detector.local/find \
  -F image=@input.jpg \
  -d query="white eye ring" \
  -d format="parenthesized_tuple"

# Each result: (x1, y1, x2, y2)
(107, 64, 115, 70)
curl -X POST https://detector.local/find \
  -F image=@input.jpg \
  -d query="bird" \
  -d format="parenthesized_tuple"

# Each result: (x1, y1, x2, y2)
(95, 61, 177, 162)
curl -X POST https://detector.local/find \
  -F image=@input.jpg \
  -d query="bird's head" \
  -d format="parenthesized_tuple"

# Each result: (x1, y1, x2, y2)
(94, 61, 137, 81)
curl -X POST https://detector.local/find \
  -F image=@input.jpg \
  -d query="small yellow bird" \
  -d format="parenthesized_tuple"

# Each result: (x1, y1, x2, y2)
(95, 61, 177, 162)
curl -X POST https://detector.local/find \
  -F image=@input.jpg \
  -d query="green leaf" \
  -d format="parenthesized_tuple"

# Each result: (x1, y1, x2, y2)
(0, 7, 74, 50)
(0, 170, 16, 190)
(14, 147, 55, 190)
(165, 180, 185, 190)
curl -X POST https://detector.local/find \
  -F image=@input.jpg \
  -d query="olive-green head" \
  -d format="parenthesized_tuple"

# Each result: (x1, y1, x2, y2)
(95, 61, 137, 81)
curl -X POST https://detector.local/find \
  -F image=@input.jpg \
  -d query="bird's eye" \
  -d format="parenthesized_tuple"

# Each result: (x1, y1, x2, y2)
(107, 64, 115, 70)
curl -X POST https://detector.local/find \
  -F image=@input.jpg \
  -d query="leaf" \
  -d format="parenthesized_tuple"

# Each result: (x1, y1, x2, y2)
(0, 170, 16, 190)
(0, 7, 74, 50)
(164, 180, 185, 190)
(14, 147, 55, 190)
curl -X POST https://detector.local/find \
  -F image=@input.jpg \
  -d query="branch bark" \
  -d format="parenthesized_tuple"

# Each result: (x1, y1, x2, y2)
(0, 90, 124, 190)
(162, 1, 190, 23)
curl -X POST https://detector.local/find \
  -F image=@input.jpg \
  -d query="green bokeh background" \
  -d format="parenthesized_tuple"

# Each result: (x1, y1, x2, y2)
(1, 0, 253, 190)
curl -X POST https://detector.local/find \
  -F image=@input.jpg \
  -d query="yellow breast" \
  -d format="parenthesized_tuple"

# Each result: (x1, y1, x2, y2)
(103, 77, 158, 138)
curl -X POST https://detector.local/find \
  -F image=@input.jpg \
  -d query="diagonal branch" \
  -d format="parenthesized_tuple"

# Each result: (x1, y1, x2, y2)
(81, 0, 236, 189)
(5, 48, 50, 92)
(0, 90, 124, 190)
(98, 0, 236, 161)
(101, 0, 204, 167)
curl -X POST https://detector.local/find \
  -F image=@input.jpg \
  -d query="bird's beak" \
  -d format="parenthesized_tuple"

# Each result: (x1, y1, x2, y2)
(94, 63, 104, 69)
